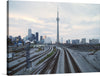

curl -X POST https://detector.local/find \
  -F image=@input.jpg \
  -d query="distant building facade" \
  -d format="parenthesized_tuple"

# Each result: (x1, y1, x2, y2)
(89, 39, 99, 44)
(40, 36, 43, 43)
(28, 29, 32, 40)
(66, 39, 70, 44)
(44, 37, 52, 44)
(27, 29, 40, 43)
(60, 38, 63, 43)
(40, 36, 43, 41)
(72, 39, 80, 44)
(81, 38, 86, 44)
(31, 34, 35, 41)
(36, 32, 39, 42)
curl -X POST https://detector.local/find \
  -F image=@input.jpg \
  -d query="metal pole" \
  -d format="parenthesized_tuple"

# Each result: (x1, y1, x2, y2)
(25, 42, 30, 69)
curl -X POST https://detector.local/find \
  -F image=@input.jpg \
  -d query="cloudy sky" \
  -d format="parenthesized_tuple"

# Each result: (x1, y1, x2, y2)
(9, 1, 100, 43)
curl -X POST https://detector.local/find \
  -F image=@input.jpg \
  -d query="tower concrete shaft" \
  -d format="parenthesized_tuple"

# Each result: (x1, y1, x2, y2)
(56, 8, 59, 43)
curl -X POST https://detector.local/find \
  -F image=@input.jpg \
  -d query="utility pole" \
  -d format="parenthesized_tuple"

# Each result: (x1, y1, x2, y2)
(25, 42, 31, 69)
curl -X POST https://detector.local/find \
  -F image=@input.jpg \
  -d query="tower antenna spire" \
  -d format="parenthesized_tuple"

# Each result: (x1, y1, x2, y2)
(57, 6, 59, 17)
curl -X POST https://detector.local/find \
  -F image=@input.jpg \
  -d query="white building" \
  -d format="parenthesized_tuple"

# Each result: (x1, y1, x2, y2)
(60, 38, 63, 43)
(89, 39, 99, 44)
(81, 38, 86, 44)
(28, 29, 32, 38)
(44, 37, 52, 44)
(23, 36, 28, 41)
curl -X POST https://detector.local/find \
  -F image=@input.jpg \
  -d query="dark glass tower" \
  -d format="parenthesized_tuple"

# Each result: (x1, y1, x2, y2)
(36, 32, 39, 42)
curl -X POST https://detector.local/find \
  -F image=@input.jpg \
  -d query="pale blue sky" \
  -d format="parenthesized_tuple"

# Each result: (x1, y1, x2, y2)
(9, 1, 100, 43)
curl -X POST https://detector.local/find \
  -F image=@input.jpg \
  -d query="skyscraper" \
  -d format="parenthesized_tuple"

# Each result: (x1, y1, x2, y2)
(40, 36, 44, 44)
(72, 39, 80, 44)
(66, 39, 70, 44)
(40, 36, 43, 41)
(81, 38, 86, 44)
(36, 32, 39, 42)
(56, 7, 59, 43)
(31, 34, 35, 41)
(28, 29, 32, 39)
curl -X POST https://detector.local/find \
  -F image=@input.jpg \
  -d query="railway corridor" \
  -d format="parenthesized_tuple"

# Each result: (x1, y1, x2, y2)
(56, 47, 65, 73)
(56, 46, 81, 73)
(8, 45, 81, 75)
(8, 45, 99, 75)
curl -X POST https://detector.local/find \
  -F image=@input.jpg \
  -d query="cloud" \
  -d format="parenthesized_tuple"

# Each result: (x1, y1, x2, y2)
(9, 1, 100, 42)
(9, 13, 57, 39)
(9, 1, 57, 18)
(9, 13, 44, 24)
(59, 3, 100, 17)
(9, 27, 27, 37)
(43, 31, 53, 34)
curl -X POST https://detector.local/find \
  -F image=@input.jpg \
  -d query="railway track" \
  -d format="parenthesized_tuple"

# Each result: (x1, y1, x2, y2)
(32, 47, 81, 74)
(7, 46, 52, 75)
(31, 49, 60, 74)
(64, 49, 70, 73)
(8, 47, 49, 62)
(40, 49, 60, 74)
(7, 45, 82, 75)
(7, 51, 34, 63)
(64, 48, 81, 73)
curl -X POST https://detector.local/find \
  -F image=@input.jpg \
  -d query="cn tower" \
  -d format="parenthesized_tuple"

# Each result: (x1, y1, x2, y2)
(56, 7, 59, 43)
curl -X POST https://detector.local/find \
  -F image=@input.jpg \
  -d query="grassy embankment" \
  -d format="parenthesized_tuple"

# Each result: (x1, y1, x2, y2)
(36, 48, 56, 65)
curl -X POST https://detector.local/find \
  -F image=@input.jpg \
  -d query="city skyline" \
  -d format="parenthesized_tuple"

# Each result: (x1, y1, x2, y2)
(9, 30, 100, 44)
(9, 1, 100, 43)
